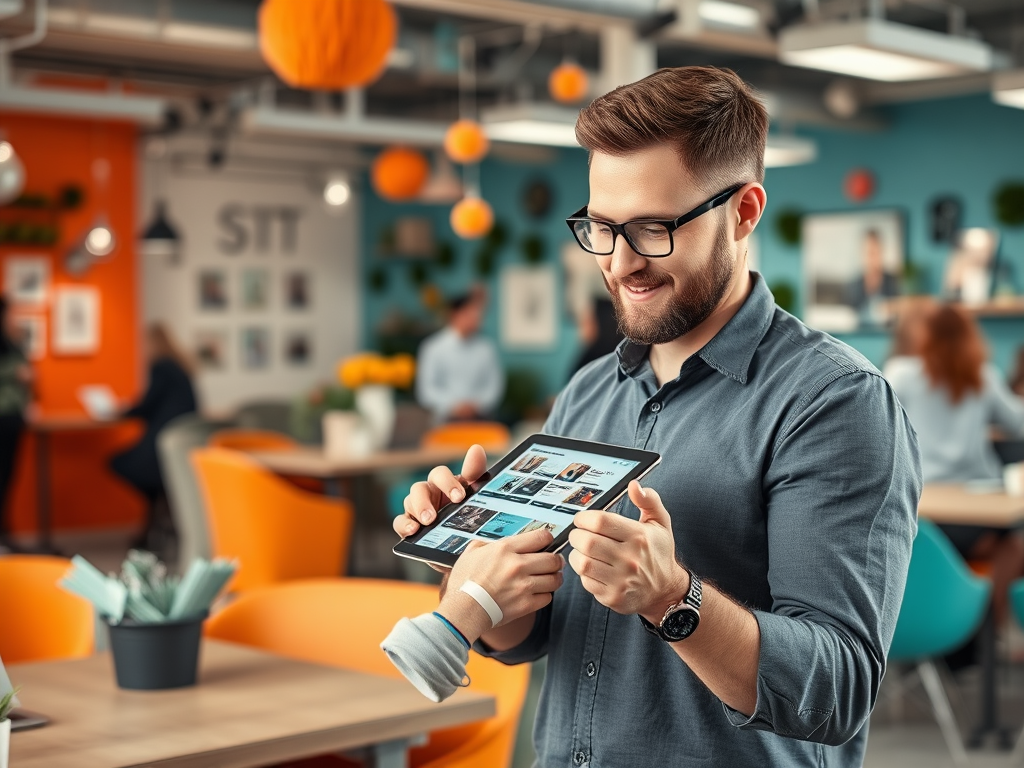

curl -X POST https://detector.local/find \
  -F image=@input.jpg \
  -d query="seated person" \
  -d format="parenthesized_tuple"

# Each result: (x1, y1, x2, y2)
(110, 323, 197, 550)
(885, 303, 1024, 627)
(416, 289, 504, 422)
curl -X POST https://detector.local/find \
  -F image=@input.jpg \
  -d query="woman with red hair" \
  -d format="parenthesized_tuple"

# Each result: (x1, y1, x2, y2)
(886, 303, 1024, 625)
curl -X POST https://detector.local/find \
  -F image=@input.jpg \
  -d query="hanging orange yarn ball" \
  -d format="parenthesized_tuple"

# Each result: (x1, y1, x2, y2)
(450, 196, 494, 240)
(371, 147, 430, 201)
(548, 62, 589, 104)
(258, 0, 396, 90)
(444, 120, 490, 164)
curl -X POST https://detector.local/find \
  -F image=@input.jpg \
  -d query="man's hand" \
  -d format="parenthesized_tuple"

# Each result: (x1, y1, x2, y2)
(438, 529, 564, 642)
(568, 480, 689, 621)
(393, 444, 489, 540)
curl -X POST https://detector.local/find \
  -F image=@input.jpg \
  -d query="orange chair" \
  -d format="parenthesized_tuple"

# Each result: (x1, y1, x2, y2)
(0, 555, 94, 663)
(191, 448, 353, 592)
(208, 428, 298, 451)
(206, 578, 530, 768)
(421, 421, 511, 453)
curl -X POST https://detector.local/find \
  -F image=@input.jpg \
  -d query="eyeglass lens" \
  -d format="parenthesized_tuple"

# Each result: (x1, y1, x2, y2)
(573, 220, 673, 257)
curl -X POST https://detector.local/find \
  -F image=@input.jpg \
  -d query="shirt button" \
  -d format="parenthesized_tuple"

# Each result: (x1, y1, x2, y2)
(573, 750, 588, 765)
(650, 401, 662, 413)
(586, 661, 596, 677)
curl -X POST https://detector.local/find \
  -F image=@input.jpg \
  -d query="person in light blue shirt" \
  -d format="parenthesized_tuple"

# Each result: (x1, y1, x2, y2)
(416, 290, 504, 422)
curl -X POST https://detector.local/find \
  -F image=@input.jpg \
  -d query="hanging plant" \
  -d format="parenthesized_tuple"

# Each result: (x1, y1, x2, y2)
(768, 281, 797, 314)
(377, 224, 396, 255)
(521, 233, 545, 264)
(775, 209, 803, 246)
(484, 220, 508, 250)
(408, 260, 430, 286)
(434, 241, 455, 268)
(58, 184, 84, 210)
(368, 267, 389, 293)
(475, 246, 496, 277)
(994, 181, 1024, 227)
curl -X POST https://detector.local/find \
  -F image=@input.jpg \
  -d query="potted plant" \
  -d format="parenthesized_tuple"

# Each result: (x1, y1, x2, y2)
(1, 686, 19, 768)
(336, 353, 416, 452)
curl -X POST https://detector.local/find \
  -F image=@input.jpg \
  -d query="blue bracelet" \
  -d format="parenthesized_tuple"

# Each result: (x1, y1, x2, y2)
(432, 611, 471, 650)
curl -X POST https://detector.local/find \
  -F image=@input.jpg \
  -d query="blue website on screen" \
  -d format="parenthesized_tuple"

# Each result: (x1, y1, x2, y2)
(415, 442, 640, 555)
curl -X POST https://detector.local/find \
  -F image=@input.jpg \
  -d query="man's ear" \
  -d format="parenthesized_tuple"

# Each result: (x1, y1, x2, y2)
(734, 183, 766, 242)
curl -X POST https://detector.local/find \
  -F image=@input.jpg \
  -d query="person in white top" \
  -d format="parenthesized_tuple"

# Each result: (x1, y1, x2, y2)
(416, 289, 504, 423)
(885, 300, 1024, 626)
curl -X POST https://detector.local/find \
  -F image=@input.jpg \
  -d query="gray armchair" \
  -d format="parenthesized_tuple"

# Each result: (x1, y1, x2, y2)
(156, 413, 234, 573)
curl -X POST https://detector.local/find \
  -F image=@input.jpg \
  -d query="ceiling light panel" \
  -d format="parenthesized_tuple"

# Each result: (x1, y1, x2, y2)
(698, 1, 760, 31)
(779, 19, 993, 82)
(993, 70, 1024, 110)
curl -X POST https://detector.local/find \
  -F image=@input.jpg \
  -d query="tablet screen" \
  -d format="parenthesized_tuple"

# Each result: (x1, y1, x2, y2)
(410, 438, 644, 556)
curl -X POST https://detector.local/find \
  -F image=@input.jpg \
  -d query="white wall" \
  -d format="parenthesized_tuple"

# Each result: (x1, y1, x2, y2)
(142, 161, 360, 413)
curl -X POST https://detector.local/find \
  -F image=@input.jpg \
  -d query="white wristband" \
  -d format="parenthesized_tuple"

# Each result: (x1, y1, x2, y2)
(459, 580, 503, 628)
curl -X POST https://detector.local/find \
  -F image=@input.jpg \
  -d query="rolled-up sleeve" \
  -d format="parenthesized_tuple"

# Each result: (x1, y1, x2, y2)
(724, 369, 921, 745)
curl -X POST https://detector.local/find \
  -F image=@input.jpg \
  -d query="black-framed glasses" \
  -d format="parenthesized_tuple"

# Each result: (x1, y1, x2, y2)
(565, 185, 744, 258)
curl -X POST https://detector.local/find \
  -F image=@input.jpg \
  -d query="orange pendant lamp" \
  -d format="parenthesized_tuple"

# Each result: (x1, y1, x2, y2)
(549, 61, 589, 104)
(444, 120, 490, 164)
(372, 147, 430, 201)
(258, 0, 396, 90)
(451, 196, 494, 240)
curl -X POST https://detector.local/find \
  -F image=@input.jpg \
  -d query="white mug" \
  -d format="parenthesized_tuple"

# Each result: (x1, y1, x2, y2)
(1003, 462, 1024, 497)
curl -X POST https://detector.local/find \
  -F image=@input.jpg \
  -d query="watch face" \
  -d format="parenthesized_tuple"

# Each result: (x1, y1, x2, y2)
(661, 607, 699, 641)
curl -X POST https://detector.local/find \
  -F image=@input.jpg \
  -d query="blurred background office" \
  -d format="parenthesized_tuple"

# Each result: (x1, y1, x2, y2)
(2, 0, 1024, 765)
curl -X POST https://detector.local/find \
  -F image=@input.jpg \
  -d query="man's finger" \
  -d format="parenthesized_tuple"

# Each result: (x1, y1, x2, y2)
(503, 527, 555, 554)
(427, 465, 466, 504)
(459, 444, 489, 484)
(573, 509, 633, 542)
(628, 481, 672, 527)
(567, 528, 617, 567)
(406, 481, 440, 525)
(520, 551, 565, 575)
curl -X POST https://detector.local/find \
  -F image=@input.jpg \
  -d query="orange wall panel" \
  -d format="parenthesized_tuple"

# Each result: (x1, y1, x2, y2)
(0, 111, 145, 534)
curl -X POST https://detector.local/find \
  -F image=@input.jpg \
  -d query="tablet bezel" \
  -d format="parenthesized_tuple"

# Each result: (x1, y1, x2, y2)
(393, 433, 661, 569)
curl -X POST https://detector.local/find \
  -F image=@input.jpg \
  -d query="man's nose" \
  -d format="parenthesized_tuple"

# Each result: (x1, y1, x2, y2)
(607, 235, 648, 279)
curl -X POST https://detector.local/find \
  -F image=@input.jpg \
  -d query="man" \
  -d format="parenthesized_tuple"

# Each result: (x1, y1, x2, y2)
(416, 289, 504, 422)
(395, 67, 920, 767)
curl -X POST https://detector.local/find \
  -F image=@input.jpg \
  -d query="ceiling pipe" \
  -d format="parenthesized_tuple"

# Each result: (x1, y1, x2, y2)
(0, 0, 46, 86)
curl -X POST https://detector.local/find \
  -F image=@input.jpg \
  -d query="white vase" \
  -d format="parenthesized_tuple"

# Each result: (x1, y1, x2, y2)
(322, 410, 371, 458)
(355, 385, 396, 452)
(0, 717, 10, 768)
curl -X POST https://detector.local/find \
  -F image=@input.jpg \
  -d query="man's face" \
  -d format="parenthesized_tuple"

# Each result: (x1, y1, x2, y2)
(588, 145, 738, 346)
(452, 300, 484, 336)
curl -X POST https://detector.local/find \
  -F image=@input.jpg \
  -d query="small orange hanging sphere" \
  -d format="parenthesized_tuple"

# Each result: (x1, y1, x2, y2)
(444, 120, 490, 164)
(258, 0, 396, 90)
(450, 196, 494, 240)
(371, 147, 430, 201)
(844, 168, 875, 203)
(549, 62, 589, 104)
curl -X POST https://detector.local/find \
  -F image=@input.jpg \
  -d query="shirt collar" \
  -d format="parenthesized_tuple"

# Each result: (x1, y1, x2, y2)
(616, 272, 776, 385)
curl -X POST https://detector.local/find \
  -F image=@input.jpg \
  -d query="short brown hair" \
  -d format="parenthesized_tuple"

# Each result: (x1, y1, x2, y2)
(575, 66, 768, 189)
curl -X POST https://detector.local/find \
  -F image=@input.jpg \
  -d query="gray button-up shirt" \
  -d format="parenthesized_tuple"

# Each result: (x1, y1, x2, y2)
(479, 274, 921, 767)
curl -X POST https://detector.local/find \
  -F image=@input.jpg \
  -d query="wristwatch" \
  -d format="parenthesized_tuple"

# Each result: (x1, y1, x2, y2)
(639, 570, 702, 642)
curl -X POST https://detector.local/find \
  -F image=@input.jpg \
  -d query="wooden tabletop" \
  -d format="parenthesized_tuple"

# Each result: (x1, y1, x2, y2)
(8, 640, 495, 768)
(246, 444, 489, 479)
(918, 483, 1024, 528)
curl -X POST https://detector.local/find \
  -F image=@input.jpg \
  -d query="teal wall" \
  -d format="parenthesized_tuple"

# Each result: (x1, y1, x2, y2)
(361, 93, 1024, 402)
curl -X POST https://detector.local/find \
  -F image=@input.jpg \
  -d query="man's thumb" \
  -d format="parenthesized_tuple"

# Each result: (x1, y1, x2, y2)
(628, 481, 670, 526)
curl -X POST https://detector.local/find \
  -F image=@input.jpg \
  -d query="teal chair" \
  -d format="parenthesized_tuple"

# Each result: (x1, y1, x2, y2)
(1007, 578, 1024, 760)
(889, 518, 991, 766)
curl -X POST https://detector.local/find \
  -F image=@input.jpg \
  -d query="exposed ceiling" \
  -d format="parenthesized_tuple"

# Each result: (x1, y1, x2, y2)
(2, 0, 1022, 139)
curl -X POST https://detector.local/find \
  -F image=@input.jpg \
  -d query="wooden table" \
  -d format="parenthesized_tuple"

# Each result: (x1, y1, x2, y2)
(917, 482, 1024, 749)
(8, 639, 494, 768)
(26, 412, 126, 554)
(246, 445, 481, 481)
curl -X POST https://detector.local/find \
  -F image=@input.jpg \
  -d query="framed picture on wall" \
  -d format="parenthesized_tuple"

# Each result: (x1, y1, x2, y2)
(241, 268, 270, 310)
(285, 272, 309, 310)
(241, 327, 270, 370)
(198, 270, 228, 310)
(284, 331, 312, 366)
(4, 257, 50, 307)
(194, 329, 227, 370)
(52, 286, 100, 355)
(802, 209, 905, 332)
(13, 315, 45, 360)
(500, 265, 558, 349)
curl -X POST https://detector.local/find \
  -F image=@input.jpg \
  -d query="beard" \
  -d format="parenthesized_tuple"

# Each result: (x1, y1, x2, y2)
(605, 217, 735, 346)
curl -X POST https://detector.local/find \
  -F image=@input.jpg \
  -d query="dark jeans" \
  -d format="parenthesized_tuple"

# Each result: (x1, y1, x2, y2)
(0, 411, 24, 538)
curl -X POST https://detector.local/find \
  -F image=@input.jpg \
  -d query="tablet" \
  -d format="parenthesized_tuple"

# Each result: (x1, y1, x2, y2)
(393, 434, 661, 569)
